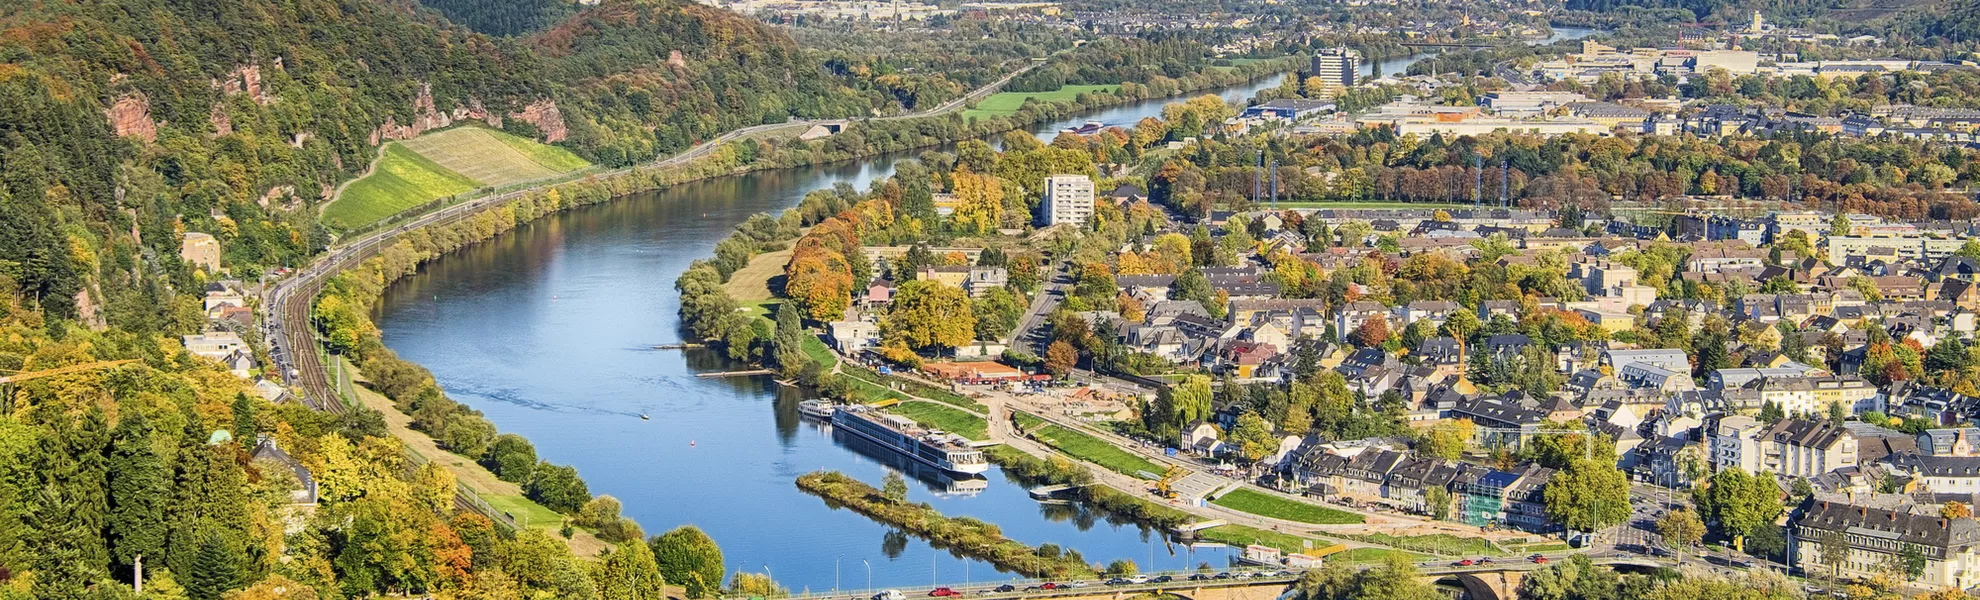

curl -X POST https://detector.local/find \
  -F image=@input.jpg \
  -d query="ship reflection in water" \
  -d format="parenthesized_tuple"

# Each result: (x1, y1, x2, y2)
(822, 422, 991, 497)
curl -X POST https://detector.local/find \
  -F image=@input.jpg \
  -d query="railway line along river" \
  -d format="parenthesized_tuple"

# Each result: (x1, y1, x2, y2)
(368, 31, 1594, 590)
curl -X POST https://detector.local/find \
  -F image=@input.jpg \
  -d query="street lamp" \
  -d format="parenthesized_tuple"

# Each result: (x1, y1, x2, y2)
(864, 559, 873, 600)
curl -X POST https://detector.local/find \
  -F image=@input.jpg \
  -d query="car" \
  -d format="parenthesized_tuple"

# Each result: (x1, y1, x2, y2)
(1064, 581, 1089, 589)
(1214, 572, 1233, 579)
(994, 585, 1016, 593)
(1039, 583, 1059, 590)
(1188, 574, 1211, 581)
(1275, 571, 1294, 577)
(1127, 576, 1151, 584)
(1023, 586, 1042, 592)
(1453, 559, 1474, 567)
(1531, 556, 1549, 564)
(929, 588, 961, 597)
(874, 591, 906, 600)
(1478, 558, 1493, 565)
(1151, 575, 1175, 584)
(1105, 579, 1130, 586)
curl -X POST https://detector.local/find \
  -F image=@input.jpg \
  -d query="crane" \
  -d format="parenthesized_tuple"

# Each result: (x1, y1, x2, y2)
(0, 359, 141, 415)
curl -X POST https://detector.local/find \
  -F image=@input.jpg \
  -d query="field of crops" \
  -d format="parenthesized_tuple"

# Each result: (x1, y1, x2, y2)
(324, 127, 591, 229)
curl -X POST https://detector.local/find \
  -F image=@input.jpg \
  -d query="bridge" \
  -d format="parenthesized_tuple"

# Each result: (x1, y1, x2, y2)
(729, 555, 1674, 600)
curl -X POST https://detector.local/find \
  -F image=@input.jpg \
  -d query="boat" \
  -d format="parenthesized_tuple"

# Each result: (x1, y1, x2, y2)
(639, 413, 650, 420)
(831, 405, 989, 476)
(831, 427, 988, 497)
(1060, 120, 1105, 135)
(798, 399, 837, 420)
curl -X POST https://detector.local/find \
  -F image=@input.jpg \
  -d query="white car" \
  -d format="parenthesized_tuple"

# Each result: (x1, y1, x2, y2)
(874, 590, 906, 600)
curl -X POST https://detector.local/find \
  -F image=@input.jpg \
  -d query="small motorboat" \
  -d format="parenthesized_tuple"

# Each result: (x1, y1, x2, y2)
(640, 413, 651, 421)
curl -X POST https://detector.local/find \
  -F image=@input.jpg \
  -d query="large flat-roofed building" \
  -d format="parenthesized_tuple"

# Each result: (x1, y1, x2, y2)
(1039, 174, 1095, 226)
(1310, 48, 1359, 97)
(1829, 233, 1968, 263)
(1479, 91, 1593, 117)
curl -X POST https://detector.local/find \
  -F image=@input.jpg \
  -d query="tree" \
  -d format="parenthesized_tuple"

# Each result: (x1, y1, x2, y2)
(1229, 411, 1279, 462)
(231, 393, 258, 442)
(483, 434, 537, 484)
(1416, 419, 1473, 460)
(651, 526, 726, 599)
(526, 462, 591, 514)
(1656, 508, 1705, 554)
(1440, 309, 1480, 342)
(882, 471, 909, 503)
(1695, 468, 1785, 551)
(1044, 340, 1078, 377)
(1166, 375, 1215, 428)
(594, 542, 668, 600)
(109, 403, 169, 576)
(1830, 213, 1852, 237)
(1425, 487, 1452, 521)
(1944, 501, 1972, 519)
(1352, 316, 1390, 348)
(885, 280, 976, 350)
(1828, 401, 1847, 427)
(950, 169, 1005, 234)
(1817, 529, 1850, 585)
(186, 530, 242, 600)
(1544, 459, 1631, 538)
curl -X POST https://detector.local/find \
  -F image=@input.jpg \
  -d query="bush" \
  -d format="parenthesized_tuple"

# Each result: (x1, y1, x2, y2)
(526, 462, 591, 514)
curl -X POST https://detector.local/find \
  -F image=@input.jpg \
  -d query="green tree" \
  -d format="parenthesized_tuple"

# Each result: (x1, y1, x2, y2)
(593, 539, 668, 600)
(1656, 508, 1705, 561)
(1229, 411, 1279, 462)
(109, 404, 169, 578)
(185, 530, 242, 600)
(651, 526, 726, 599)
(885, 280, 976, 350)
(1695, 468, 1785, 551)
(882, 471, 909, 503)
(1829, 213, 1852, 237)
(527, 462, 591, 514)
(1544, 458, 1631, 538)
(1167, 375, 1215, 428)
(483, 434, 538, 484)
(231, 394, 258, 443)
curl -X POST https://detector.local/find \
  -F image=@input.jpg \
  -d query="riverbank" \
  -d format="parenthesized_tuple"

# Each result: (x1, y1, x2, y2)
(797, 470, 1099, 579)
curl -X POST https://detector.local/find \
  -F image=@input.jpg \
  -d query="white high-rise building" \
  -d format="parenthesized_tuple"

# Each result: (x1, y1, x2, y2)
(1310, 48, 1361, 97)
(1040, 175, 1095, 226)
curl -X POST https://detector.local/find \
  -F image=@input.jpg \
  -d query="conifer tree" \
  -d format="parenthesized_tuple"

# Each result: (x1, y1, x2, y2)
(185, 530, 241, 600)
(109, 403, 169, 578)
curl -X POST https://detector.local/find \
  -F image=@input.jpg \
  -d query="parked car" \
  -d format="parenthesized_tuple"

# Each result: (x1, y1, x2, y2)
(928, 588, 961, 597)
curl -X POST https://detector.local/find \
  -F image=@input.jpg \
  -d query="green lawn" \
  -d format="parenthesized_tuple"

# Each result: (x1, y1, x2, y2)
(1196, 524, 1321, 555)
(1210, 488, 1365, 525)
(962, 85, 1121, 120)
(1347, 532, 1502, 556)
(325, 144, 478, 229)
(887, 401, 989, 440)
(1029, 423, 1164, 478)
(1333, 548, 1428, 564)
(800, 334, 839, 370)
(483, 493, 565, 530)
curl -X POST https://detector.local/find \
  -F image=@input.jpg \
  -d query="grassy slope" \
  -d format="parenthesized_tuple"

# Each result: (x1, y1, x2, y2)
(1030, 422, 1164, 478)
(325, 127, 593, 229)
(887, 401, 989, 440)
(1210, 488, 1365, 525)
(962, 84, 1121, 120)
(325, 144, 479, 229)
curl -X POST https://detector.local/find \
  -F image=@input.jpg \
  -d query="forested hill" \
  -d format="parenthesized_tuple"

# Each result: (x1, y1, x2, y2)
(0, 0, 869, 323)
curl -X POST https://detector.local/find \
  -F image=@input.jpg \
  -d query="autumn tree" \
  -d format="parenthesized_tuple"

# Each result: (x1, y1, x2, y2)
(1352, 316, 1390, 348)
(950, 169, 1005, 234)
(1229, 411, 1280, 462)
(884, 280, 976, 350)
(1045, 340, 1079, 377)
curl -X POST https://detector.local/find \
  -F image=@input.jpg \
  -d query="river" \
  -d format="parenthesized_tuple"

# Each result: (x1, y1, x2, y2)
(373, 75, 1291, 594)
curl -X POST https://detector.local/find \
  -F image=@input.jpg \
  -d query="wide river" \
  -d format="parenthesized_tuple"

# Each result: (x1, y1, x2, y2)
(373, 30, 1594, 593)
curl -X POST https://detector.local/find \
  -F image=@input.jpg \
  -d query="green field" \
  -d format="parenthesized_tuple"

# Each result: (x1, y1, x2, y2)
(962, 85, 1121, 120)
(1029, 423, 1164, 478)
(887, 401, 989, 440)
(1210, 488, 1365, 525)
(325, 127, 591, 229)
(483, 493, 565, 530)
(1196, 524, 1321, 555)
(1346, 532, 1502, 556)
(325, 144, 479, 229)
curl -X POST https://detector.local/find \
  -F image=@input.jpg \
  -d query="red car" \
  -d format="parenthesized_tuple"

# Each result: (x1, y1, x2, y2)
(929, 589, 961, 597)
(1531, 556, 1550, 564)
(1453, 559, 1474, 566)
(1040, 583, 1059, 590)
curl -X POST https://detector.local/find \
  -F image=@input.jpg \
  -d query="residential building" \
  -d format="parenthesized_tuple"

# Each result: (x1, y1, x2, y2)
(1791, 500, 1980, 589)
(1040, 174, 1095, 226)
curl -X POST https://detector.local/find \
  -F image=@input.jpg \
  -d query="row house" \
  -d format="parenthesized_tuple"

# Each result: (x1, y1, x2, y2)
(1791, 500, 1980, 590)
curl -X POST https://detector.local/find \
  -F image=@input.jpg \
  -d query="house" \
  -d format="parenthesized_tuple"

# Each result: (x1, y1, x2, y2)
(1884, 453, 1980, 494)
(1918, 428, 1980, 456)
(1791, 499, 1980, 589)
(865, 280, 895, 306)
(827, 321, 879, 355)
(1760, 418, 1858, 479)
(1603, 348, 1691, 373)
(183, 331, 253, 378)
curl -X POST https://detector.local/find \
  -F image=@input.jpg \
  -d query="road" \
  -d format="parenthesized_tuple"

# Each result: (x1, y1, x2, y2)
(1007, 260, 1071, 354)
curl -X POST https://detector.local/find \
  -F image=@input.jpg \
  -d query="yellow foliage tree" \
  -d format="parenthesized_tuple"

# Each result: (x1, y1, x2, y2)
(950, 169, 1004, 234)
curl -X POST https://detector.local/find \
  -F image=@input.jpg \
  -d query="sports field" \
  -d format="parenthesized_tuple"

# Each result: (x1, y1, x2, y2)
(324, 127, 591, 230)
(962, 85, 1120, 120)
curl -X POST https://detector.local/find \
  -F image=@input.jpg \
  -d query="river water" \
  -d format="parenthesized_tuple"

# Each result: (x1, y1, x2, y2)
(374, 76, 1288, 593)
(370, 28, 1609, 589)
